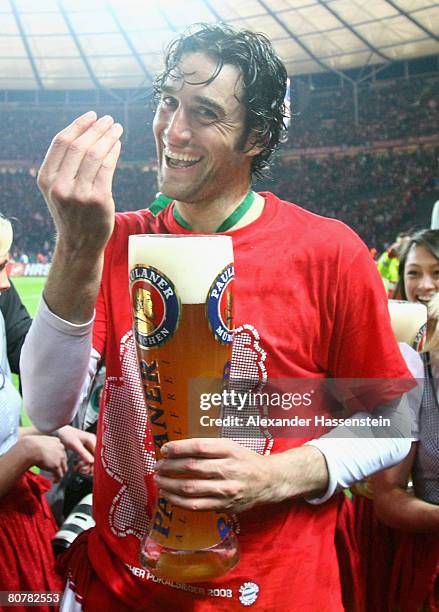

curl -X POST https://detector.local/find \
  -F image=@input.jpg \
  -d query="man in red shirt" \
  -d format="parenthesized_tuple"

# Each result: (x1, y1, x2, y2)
(22, 23, 413, 611)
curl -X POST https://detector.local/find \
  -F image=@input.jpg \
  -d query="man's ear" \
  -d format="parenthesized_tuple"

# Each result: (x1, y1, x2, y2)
(243, 130, 266, 158)
(244, 143, 264, 158)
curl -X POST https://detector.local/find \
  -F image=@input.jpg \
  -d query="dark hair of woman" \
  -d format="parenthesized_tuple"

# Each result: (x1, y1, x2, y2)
(397, 229, 439, 299)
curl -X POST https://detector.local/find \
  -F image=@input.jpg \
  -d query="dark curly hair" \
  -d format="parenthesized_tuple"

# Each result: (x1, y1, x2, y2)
(397, 229, 439, 299)
(154, 22, 289, 179)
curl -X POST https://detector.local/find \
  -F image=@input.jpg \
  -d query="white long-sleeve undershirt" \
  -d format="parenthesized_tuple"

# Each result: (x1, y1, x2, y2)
(20, 297, 97, 432)
(20, 299, 419, 501)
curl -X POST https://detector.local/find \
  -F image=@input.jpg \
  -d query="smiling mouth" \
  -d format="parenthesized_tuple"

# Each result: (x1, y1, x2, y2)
(164, 149, 202, 169)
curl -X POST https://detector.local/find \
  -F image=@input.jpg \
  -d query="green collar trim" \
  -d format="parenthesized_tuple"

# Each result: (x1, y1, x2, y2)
(172, 191, 256, 233)
(173, 206, 192, 230)
(149, 193, 173, 216)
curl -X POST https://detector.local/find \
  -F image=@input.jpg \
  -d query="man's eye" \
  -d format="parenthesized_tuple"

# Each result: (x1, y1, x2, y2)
(197, 107, 218, 122)
(161, 96, 177, 109)
(406, 271, 419, 277)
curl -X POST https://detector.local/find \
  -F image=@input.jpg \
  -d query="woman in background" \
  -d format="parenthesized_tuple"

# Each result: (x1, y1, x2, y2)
(337, 229, 439, 612)
(372, 229, 439, 611)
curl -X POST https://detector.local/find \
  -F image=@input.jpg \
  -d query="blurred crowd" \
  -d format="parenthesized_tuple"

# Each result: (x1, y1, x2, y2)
(257, 146, 438, 248)
(290, 74, 438, 148)
(1, 73, 438, 163)
(1, 72, 438, 259)
(1, 166, 158, 262)
(1, 104, 155, 165)
(4, 145, 437, 262)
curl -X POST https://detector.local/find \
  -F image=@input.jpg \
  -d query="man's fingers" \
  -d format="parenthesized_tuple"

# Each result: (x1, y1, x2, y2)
(158, 491, 225, 512)
(156, 457, 222, 478)
(93, 138, 122, 195)
(56, 115, 118, 183)
(75, 123, 123, 188)
(39, 111, 98, 179)
(155, 475, 238, 499)
(161, 438, 239, 459)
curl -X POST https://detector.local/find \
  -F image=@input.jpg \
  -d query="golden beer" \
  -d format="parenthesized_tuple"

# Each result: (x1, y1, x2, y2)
(129, 234, 239, 583)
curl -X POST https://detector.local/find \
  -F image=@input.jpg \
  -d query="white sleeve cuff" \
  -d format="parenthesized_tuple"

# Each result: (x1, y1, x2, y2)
(38, 295, 95, 335)
(305, 435, 411, 504)
(304, 366, 421, 505)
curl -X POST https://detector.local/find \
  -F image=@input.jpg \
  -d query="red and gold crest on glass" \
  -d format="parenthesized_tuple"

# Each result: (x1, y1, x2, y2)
(129, 234, 239, 583)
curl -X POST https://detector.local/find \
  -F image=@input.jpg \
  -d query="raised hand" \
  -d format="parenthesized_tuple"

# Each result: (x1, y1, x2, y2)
(37, 111, 123, 254)
(36, 111, 124, 323)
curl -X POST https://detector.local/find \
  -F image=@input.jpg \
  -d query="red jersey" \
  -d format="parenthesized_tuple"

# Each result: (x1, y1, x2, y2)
(73, 193, 411, 610)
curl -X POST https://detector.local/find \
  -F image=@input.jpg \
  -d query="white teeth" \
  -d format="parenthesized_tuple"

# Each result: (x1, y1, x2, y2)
(164, 149, 201, 162)
(164, 148, 201, 163)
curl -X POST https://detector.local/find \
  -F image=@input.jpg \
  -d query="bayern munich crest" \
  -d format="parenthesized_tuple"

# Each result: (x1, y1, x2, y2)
(238, 582, 260, 606)
(207, 263, 234, 345)
(130, 265, 180, 348)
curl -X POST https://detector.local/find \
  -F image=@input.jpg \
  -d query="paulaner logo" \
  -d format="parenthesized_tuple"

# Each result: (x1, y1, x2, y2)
(207, 263, 234, 344)
(130, 265, 180, 348)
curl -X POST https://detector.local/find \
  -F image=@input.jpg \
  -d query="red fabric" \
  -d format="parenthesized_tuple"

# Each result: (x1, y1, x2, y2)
(337, 494, 439, 612)
(335, 495, 366, 612)
(337, 494, 395, 612)
(65, 193, 412, 610)
(0, 471, 62, 610)
(94, 193, 410, 385)
(390, 529, 439, 612)
(59, 501, 342, 611)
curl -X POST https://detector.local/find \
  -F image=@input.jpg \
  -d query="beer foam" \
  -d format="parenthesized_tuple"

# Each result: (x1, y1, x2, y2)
(129, 235, 233, 304)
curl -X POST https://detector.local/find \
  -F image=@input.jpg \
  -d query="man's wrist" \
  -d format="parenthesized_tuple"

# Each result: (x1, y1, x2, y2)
(267, 445, 329, 502)
(55, 231, 108, 260)
(39, 295, 95, 332)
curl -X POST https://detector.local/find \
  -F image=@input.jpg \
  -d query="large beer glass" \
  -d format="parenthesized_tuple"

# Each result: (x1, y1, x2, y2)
(129, 234, 239, 583)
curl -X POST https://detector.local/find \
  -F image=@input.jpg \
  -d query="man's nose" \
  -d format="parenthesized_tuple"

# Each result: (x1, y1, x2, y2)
(164, 106, 192, 144)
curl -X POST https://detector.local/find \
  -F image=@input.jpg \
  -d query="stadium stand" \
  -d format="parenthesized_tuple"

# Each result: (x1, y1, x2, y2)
(1, 71, 438, 259)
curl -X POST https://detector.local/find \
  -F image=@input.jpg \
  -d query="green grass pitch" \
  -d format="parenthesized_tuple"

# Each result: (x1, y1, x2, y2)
(13, 276, 47, 317)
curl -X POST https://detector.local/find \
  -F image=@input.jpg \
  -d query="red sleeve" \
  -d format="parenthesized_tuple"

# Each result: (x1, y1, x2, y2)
(93, 281, 107, 359)
(92, 223, 118, 359)
(329, 239, 413, 410)
(92, 209, 155, 359)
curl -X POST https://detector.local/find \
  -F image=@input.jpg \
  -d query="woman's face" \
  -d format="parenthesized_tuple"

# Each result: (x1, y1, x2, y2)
(404, 244, 439, 304)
